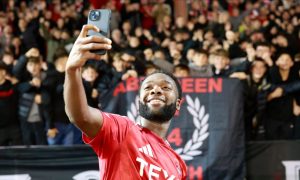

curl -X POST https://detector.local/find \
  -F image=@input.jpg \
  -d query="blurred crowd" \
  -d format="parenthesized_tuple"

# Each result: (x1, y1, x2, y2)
(0, 0, 300, 146)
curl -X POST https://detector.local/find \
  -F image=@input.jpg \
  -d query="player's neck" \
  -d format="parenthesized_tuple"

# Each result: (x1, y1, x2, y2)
(140, 119, 170, 139)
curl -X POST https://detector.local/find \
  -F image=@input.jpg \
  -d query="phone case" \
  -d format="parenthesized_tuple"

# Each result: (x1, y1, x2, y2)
(87, 9, 111, 55)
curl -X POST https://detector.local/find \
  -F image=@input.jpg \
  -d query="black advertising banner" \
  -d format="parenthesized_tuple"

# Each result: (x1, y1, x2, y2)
(1, 142, 300, 179)
(0, 76, 299, 179)
(246, 141, 300, 180)
(99, 77, 246, 180)
(167, 78, 245, 180)
(0, 77, 246, 180)
(0, 146, 99, 180)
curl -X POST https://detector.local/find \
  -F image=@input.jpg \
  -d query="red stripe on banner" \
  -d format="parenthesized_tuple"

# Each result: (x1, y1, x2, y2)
(0, 89, 14, 97)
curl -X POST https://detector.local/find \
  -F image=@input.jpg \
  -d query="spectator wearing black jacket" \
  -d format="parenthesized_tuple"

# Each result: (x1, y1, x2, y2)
(0, 61, 22, 146)
(211, 49, 233, 77)
(17, 57, 50, 145)
(1, 51, 19, 84)
(46, 48, 79, 145)
(264, 53, 298, 140)
(244, 58, 269, 141)
(82, 63, 99, 108)
(97, 53, 138, 110)
(17, 15, 45, 55)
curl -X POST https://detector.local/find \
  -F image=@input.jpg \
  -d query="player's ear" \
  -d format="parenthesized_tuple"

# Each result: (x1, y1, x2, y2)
(176, 99, 181, 110)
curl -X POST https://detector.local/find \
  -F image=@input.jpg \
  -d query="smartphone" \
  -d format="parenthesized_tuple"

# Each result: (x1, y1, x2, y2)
(87, 9, 111, 55)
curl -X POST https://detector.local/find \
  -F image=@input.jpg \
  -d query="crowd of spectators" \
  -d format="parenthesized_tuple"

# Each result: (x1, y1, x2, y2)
(0, 0, 300, 146)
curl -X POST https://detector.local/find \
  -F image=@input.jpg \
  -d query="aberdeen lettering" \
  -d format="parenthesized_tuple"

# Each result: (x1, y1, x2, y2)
(180, 78, 222, 93)
(113, 77, 223, 96)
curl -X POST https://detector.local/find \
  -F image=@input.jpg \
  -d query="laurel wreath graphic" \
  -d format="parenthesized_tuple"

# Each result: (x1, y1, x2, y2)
(127, 95, 209, 161)
(127, 96, 140, 123)
(174, 95, 209, 161)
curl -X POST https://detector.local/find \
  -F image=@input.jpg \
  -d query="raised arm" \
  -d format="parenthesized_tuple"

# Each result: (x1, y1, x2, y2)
(64, 25, 112, 138)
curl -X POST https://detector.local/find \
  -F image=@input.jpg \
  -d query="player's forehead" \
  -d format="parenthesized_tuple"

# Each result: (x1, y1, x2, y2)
(141, 73, 175, 87)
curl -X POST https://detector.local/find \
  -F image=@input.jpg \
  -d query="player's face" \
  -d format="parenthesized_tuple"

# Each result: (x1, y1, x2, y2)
(139, 73, 180, 123)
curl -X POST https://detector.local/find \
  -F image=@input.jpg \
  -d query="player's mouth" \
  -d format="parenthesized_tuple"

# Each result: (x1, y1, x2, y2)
(146, 98, 165, 105)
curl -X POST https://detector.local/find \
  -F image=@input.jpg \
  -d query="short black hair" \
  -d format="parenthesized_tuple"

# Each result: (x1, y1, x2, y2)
(254, 42, 270, 49)
(142, 70, 182, 100)
(211, 48, 229, 58)
(27, 57, 40, 64)
(83, 63, 97, 71)
(173, 64, 190, 74)
(194, 49, 209, 57)
(53, 47, 68, 62)
(251, 57, 268, 69)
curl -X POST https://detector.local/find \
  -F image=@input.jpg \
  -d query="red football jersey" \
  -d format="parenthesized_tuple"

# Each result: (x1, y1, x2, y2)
(83, 111, 187, 179)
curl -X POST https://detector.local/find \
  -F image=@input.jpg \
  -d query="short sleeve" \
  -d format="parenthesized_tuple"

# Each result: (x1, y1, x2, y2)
(82, 111, 134, 158)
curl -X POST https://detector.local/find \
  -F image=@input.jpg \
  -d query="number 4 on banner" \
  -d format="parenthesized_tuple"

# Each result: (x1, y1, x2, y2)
(167, 128, 182, 146)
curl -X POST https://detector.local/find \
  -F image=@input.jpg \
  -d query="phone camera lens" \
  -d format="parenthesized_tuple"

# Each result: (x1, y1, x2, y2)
(90, 10, 100, 21)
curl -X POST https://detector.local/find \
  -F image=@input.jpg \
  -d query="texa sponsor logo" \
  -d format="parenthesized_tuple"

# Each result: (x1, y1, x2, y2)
(282, 161, 300, 180)
(72, 170, 99, 180)
(136, 157, 176, 180)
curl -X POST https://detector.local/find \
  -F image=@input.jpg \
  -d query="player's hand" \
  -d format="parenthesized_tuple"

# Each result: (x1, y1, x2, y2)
(66, 24, 112, 71)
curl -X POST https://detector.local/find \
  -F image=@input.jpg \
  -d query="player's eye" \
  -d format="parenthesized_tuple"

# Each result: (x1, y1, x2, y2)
(162, 87, 171, 90)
